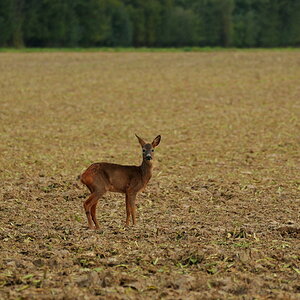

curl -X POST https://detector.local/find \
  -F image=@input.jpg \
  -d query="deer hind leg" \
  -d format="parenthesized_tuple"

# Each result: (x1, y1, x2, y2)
(83, 193, 97, 229)
(91, 201, 100, 229)
(83, 191, 105, 230)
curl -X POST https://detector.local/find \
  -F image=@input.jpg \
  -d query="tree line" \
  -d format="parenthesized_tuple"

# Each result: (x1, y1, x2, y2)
(0, 0, 299, 48)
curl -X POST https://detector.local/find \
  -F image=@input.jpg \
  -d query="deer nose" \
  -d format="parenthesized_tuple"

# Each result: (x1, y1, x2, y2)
(146, 154, 152, 160)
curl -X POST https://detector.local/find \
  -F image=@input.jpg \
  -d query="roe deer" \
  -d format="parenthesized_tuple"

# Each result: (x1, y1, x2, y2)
(80, 134, 161, 229)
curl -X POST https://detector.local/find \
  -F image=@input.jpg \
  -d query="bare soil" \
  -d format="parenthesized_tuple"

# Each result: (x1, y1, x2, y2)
(0, 51, 300, 299)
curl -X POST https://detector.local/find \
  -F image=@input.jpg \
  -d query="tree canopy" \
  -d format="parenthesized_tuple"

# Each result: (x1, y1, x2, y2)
(0, 0, 299, 48)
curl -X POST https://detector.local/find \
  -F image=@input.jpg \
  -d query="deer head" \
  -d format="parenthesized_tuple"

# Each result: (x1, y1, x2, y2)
(135, 134, 161, 161)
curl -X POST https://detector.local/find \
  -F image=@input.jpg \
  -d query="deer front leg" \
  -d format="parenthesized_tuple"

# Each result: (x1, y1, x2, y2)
(125, 194, 131, 226)
(127, 193, 137, 226)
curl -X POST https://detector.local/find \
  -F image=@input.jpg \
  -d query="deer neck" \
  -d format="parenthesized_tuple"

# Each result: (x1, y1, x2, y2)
(140, 159, 153, 183)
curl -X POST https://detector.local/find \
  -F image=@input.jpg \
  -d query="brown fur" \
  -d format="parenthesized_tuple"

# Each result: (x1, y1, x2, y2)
(80, 135, 161, 229)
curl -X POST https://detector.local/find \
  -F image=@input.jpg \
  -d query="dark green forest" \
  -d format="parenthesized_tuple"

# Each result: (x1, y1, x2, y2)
(0, 0, 300, 48)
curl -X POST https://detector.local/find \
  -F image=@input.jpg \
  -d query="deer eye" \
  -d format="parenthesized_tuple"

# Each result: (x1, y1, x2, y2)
(143, 149, 146, 152)
(151, 149, 154, 152)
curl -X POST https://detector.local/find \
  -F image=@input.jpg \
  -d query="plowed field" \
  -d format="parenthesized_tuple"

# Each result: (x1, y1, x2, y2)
(0, 51, 300, 299)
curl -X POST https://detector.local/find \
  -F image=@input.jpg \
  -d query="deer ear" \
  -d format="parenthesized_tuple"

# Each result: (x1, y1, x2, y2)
(135, 134, 146, 147)
(152, 135, 161, 148)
